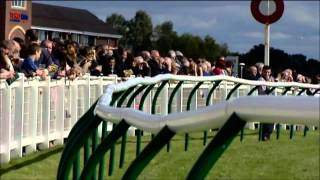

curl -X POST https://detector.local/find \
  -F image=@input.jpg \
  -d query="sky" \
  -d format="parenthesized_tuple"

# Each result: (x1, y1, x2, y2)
(35, 1, 319, 60)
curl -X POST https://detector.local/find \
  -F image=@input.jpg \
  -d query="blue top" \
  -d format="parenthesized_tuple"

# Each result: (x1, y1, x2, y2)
(21, 56, 39, 76)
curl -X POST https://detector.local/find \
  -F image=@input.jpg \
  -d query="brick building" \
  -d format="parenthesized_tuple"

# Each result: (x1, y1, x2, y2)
(0, 0, 121, 47)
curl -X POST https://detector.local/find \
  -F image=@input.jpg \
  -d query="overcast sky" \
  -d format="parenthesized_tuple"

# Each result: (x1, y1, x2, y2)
(36, 1, 319, 60)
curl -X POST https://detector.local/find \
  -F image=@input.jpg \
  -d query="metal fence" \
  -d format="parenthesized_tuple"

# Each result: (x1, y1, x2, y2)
(56, 74, 319, 180)
(0, 74, 319, 165)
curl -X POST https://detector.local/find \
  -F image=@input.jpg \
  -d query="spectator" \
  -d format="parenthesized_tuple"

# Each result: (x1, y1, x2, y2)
(79, 47, 101, 76)
(225, 60, 234, 76)
(178, 57, 190, 75)
(188, 59, 200, 76)
(133, 56, 150, 77)
(0, 41, 15, 79)
(175, 50, 184, 71)
(98, 44, 114, 65)
(212, 59, 226, 75)
(201, 63, 211, 76)
(115, 49, 130, 77)
(37, 40, 54, 68)
(0, 40, 15, 72)
(244, 66, 258, 80)
(258, 65, 274, 141)
(102, 56, 118, 76)
(255, 62, 264, 79)
(21, 44, 48, 78)
(168, 50, 176, 61)
(141, 50, 151, 62)
(148, 50, 161, 77)
(296, 74, 307, 83)
(276, 69, 293, 82)
(20, 29, 40, 59)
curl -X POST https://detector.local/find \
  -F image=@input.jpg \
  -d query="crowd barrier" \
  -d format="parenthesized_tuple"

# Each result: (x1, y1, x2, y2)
(56, 74, 320, 179)
(0, 74, 319, 164)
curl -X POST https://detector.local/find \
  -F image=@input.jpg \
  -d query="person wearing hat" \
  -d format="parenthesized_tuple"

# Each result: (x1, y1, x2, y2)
(212, 59, 226, 75)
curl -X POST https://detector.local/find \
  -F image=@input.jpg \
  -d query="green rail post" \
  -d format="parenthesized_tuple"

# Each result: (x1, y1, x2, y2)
(60, 100, 100, 180)
(136, 84, 156, 156)
(226, 83, 241, 101)
(122, 126, 175, 179)
(226, 83, 243, 142)
(84, 138, 90, 165)
(73, 151, 80, 180)
(289, 125, 294, 139)
(151, 80, 169, 139)
(80, 120, 130, 180)
(185, 81, 204, 151)
(258, 124, 263, 141)
(92, 129, 98, 180)
(303, 126, 308, 137)
(167, 81, 184, 152)
(108, 124, 116, 176)
(98, 122, 108, 180)
(122, 85, 149, 160)
(98, 92, 123, 180)
(276, 124, 280, 139)
(187, 113, 246, 180)
(205, 80, 222, 145)
(117, 87, 136, 169)
(312, 89, 320, 96)
(136, 130, 142, 157)
(57, 102, 101, 180)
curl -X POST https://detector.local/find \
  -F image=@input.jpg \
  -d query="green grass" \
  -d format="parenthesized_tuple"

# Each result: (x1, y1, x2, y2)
(0, 130, 319, 180)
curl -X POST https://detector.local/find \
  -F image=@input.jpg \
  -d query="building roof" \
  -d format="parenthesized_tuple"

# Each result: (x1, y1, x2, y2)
(32, 3, 121, 38)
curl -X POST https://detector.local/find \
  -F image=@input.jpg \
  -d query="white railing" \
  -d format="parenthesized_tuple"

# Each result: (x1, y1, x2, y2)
(1, 74, 319, 164)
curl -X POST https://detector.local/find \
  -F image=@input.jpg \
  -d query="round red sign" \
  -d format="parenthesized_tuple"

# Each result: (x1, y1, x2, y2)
(251, 0, 284, 24)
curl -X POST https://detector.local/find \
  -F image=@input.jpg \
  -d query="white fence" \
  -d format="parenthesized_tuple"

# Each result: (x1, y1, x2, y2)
(0, 74, 314, 164)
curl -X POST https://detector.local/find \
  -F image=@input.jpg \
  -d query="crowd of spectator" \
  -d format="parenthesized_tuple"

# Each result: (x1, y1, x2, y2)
(1, 29, 319, 85)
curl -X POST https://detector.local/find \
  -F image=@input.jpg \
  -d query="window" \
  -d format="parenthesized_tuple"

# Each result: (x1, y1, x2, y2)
(38, 30, 45, 41)
(80, 35, 89, 46)
(71, 34, 79, 43)
(52, 32, 60, 39)
(11, 0, 26, 9)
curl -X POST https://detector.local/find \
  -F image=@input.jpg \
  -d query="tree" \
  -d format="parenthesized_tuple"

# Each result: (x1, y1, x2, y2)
(203, 35, 219, 60)
(239, 44, 320, 77)
(154, 21, 177, 55)
(106, 14, 128, 46)
(174, 33, 202, 58)
(127, 10, 153, 52)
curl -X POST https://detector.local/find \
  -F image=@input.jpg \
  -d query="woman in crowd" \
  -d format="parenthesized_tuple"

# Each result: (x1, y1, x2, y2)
(79, 46, 101, 76)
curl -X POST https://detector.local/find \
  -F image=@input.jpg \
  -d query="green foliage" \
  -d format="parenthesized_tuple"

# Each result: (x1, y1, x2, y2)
(1, 130, 319, 179)
(106, 13, 128, 46)
(240, 44, 320, 78)
(105, 11, 229, 59)
(154, 21, 177, 55)
(127, 10, 153, 52)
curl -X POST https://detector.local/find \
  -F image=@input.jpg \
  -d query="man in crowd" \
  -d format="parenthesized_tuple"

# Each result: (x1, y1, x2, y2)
(258, 65, 274, 141)
(148, 50, 161, 77)
(21, 44, 48, 78)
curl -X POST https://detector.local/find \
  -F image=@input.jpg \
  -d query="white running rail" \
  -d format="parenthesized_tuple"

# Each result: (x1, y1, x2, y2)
(0, 74, 319, 164)
(95, 74, 319, 133)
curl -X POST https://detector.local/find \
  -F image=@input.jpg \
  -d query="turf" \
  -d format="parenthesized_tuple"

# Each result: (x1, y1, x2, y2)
(0, 130, 319, 180)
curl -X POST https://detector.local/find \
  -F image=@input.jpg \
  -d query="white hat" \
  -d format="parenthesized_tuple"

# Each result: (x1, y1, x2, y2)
(176, 51, 183, 57)
(168, 50, 176, 58)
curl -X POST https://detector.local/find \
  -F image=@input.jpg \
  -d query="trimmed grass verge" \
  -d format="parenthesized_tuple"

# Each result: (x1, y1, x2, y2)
(0, 130, 319, 180)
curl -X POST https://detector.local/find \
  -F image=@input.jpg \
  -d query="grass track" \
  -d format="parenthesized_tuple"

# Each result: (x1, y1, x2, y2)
(0, 130, 319, 180)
